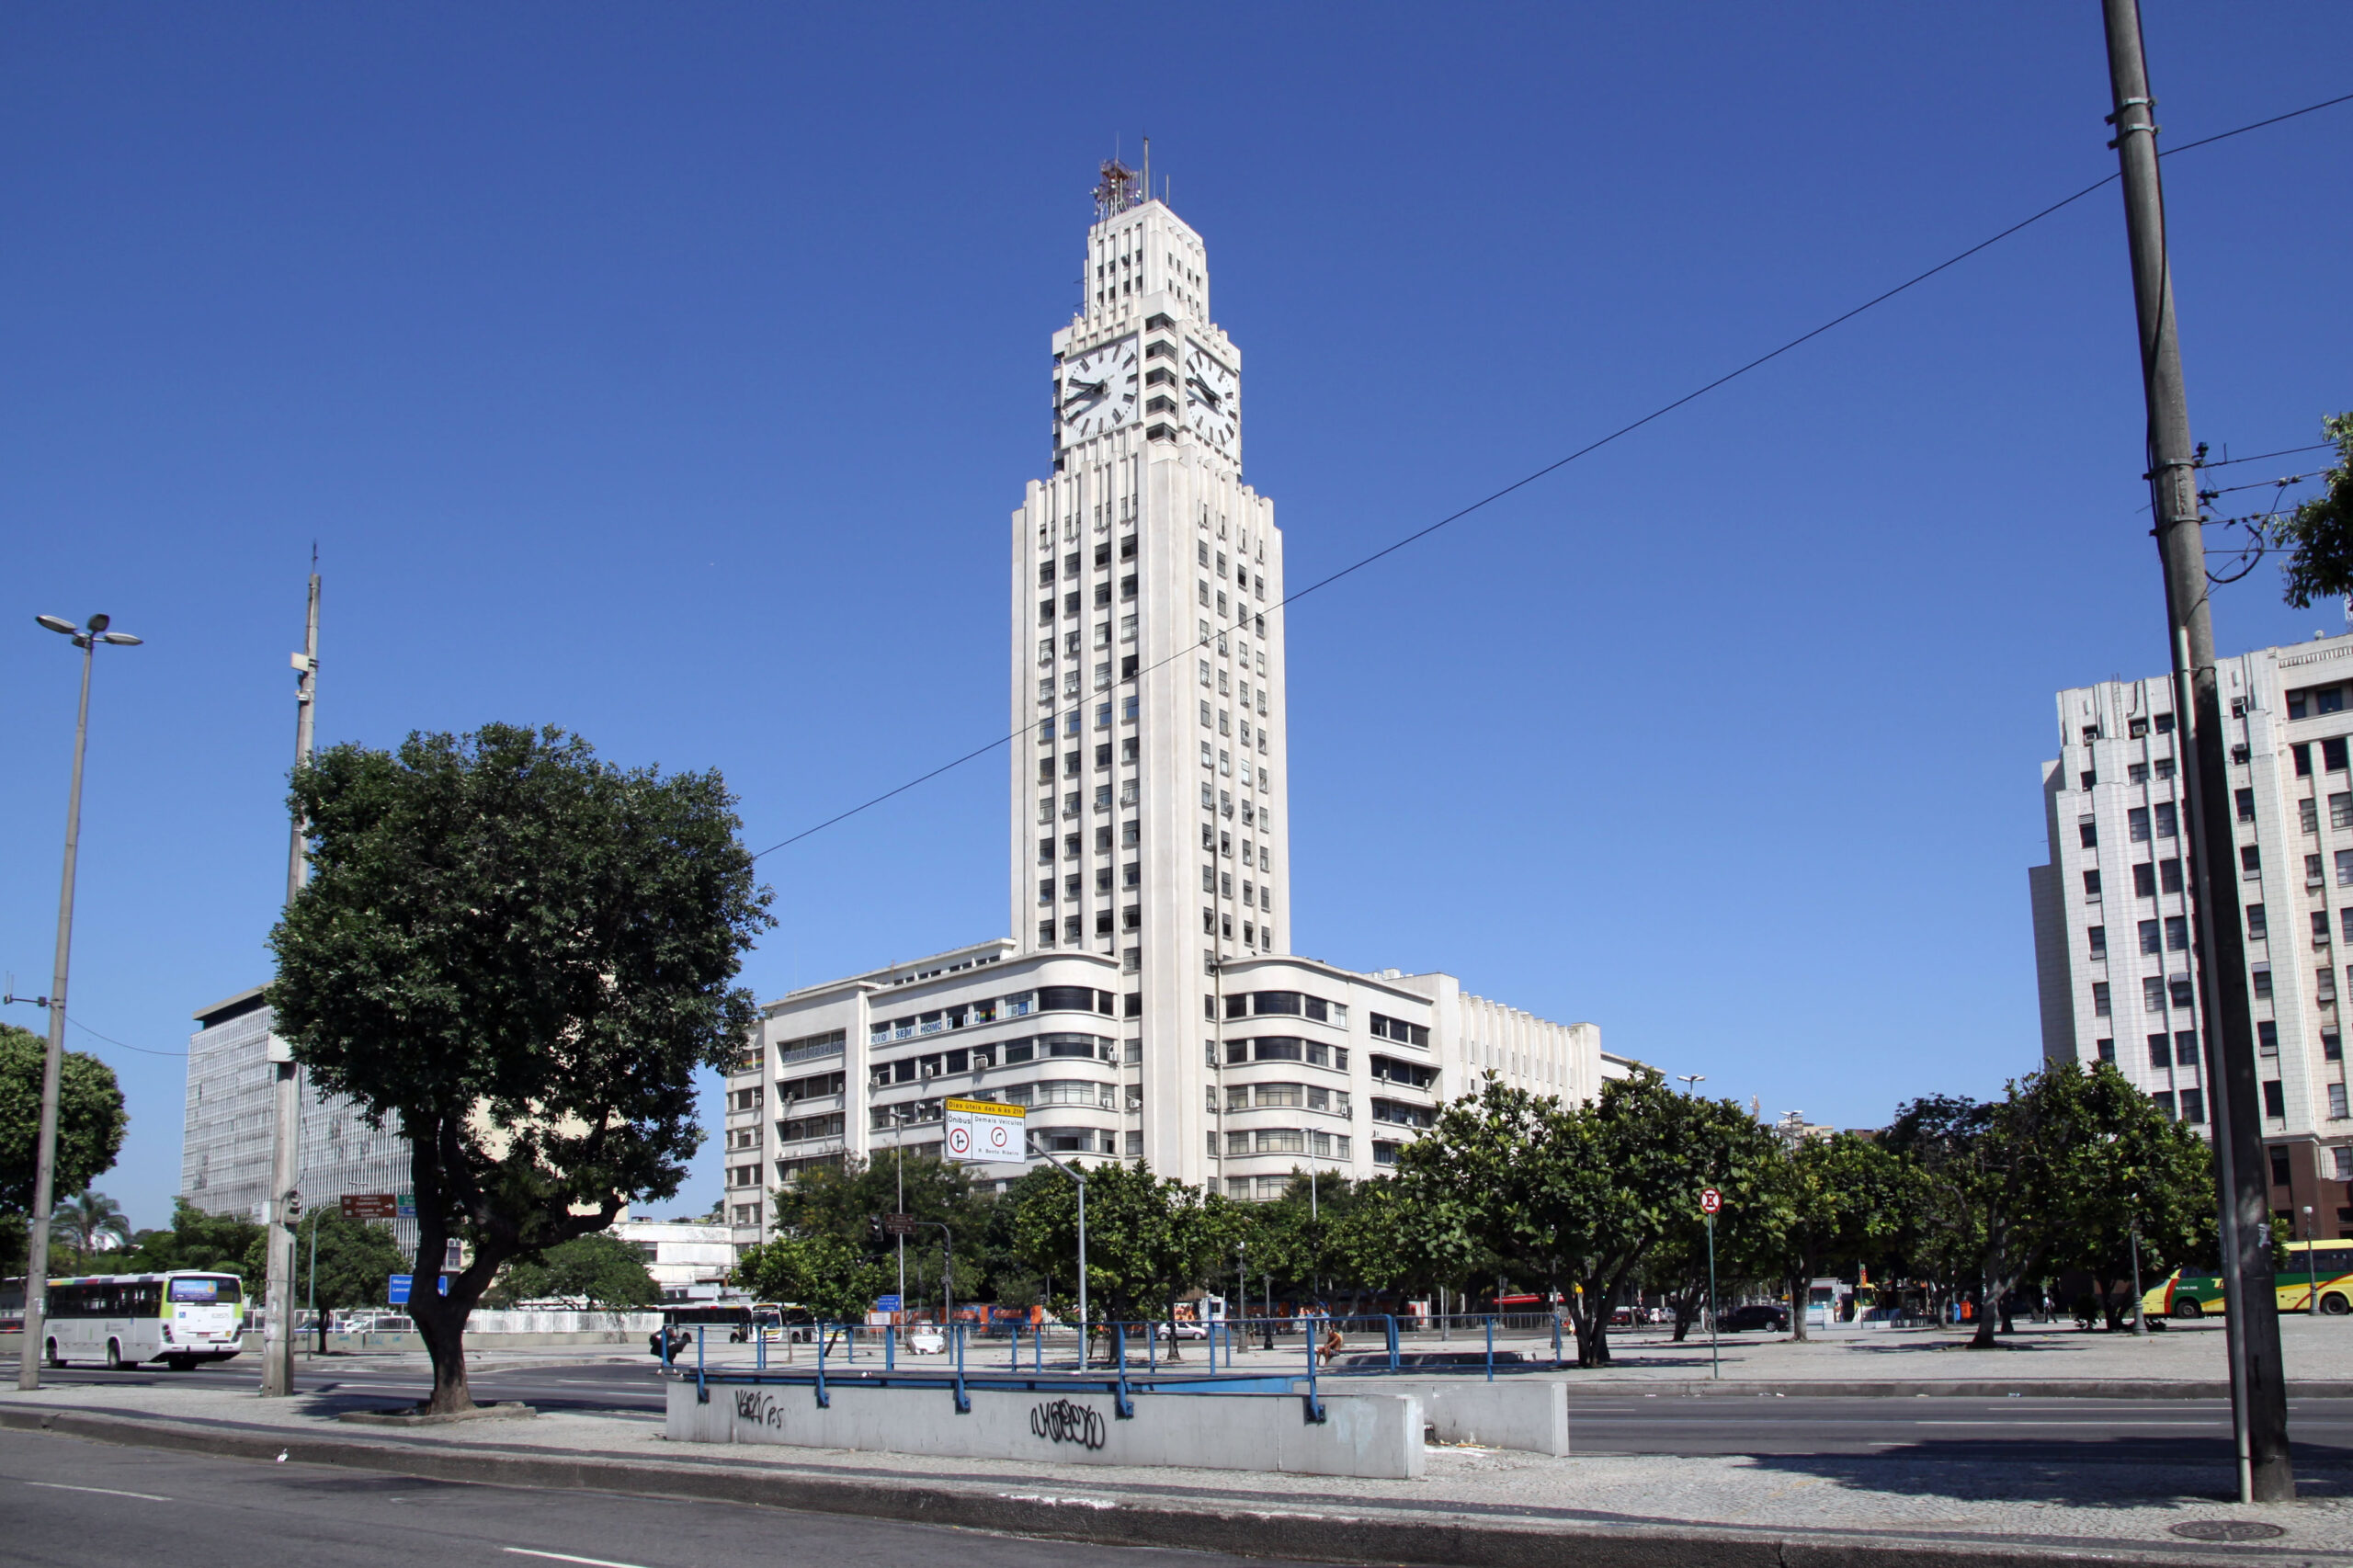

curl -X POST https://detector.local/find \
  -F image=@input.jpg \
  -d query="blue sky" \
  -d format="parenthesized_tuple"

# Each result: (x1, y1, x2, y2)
(4, 4, 2347, 1229)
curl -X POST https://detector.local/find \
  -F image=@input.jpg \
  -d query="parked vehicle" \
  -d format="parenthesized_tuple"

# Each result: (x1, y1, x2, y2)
(904, 1326, 948, 1355)
(1721, 1303, 1789, 1332)
(1154, 1320, 1209, 1340)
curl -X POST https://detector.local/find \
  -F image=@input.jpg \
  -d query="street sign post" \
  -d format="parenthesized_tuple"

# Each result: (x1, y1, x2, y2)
(341, 1194, 398, 1221)
(880, 1213, 918, 1237)
(943, 1097, 1026, 1163)
(395, 1193, 416, 1220)
(1699, 1188, 1722, 1381)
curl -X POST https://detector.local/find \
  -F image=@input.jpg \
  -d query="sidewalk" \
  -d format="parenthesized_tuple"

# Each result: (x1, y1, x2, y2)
(6, 1367, 2351, 1566)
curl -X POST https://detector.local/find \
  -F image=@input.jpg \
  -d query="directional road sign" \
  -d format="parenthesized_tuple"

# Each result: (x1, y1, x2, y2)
(943, 1096, 1026, 1163)
(342, 1194, 399, 1221)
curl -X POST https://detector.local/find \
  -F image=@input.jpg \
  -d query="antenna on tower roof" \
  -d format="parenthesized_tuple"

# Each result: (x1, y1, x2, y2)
(1142, 134, 1150, 207)
(1094, 155, 1141, 221)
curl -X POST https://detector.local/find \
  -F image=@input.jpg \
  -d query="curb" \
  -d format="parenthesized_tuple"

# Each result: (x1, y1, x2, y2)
(1575, 1379, 2353, 1400)
(0, 1403, 2293, 1568)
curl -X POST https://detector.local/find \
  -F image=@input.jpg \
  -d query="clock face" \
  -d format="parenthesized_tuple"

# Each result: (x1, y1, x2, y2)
(1183, 343, 1239, 454)
(1060, 336, 1139, 441)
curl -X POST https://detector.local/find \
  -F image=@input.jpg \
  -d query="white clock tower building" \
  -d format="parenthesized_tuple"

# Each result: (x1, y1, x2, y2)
(1010, 160, 1290, 1171)
(719, 164, 1614, 1242)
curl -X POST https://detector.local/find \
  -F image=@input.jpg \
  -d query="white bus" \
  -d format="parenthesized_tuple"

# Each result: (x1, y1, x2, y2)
(31, 1272, 245, 1370)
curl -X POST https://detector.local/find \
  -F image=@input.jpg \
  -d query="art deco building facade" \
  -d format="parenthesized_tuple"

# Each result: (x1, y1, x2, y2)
(2031, 632, 2353, 1234)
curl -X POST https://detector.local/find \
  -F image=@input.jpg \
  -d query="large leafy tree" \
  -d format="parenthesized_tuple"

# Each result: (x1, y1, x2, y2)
(486, 1233, 661, 1310)
(268, 723, 769, 1414)
(1006, 1161, 1246, 1341)
(1, 1024, 129, 1268)
(1752, 1133, 1913, 1341)
(733, 1232, 890, 1324)
(97, 1199, 266, 1282)
(2266, 412, 2353, 608)
(1401, 1070, 1774, 1367)
(1325, 1172, 1480, 1309)
(2036, 1063, 2214, 1328)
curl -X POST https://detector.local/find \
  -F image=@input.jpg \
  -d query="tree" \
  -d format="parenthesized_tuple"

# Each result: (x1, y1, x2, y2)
(1006, 1162, 1245, 1343)
(1328, 1171, 1481, 1308)
(51, 1189, 131, 1256)
(486, 1233, 660, 1310)
(2036, 1064, 2214, 1328)
(283, 1210, 409, 1316)
(108, 1199, 265, 1282)
(733, 1233, 890, 1324)
(2266, 412, 2353, 608)
(1752, 1133, 1911, 1342)
(267, 723, 769, 1414)
(0, 1024, 129, 1269)
(1399, 1070, 1775, 1367)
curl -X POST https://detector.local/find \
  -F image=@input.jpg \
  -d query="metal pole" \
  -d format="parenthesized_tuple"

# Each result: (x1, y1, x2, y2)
(263, 567, 320, 1399)
(17, 629, 97, 1392)
(2098, 0, 2291, 1503)
(1075, 1171, 1087, 1361)
(1707, 1212, 1720, 1380)
(2131, 1221, 2148, 1337)
(2306, 1207, 2318, 1316)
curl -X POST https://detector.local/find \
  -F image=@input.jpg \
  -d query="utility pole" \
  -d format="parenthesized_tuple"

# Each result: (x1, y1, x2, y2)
(262, 562, 320, 1398)
(18, 612, 142, 1392)
(2098, 0, 2291, 1503)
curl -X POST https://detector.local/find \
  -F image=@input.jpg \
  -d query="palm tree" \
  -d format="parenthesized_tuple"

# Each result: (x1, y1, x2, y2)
(52, 1190, 131, 1256)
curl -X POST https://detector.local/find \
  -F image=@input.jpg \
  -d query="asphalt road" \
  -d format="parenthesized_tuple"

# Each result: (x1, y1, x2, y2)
(28, 1355, 2353, 1461)
(0, 1426, 1341, 1568)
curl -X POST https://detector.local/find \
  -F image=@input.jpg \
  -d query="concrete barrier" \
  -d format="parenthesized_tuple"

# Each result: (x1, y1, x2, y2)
(1415, 1380, 1568, 1455)
(667, 1377, 1424, 1480)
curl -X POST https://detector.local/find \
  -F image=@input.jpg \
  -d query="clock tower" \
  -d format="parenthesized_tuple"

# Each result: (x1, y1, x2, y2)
(1006, 161, 1290, 1176)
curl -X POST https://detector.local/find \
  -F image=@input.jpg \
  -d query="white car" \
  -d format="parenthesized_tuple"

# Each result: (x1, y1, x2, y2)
(1154, 1321, 1209, 1340)
(904, 1327, 947, 1355)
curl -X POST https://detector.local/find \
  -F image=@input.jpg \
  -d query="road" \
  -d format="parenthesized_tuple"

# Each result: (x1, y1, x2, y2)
(28, 1355, 2353, 1460)
(0, 1426, 1338, 1568)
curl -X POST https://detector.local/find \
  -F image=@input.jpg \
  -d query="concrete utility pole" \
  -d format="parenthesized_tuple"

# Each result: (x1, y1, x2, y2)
(262, 564, 320, 1398)
(18, 612, 142, 1392)
(2098, 0, 2291, 1503)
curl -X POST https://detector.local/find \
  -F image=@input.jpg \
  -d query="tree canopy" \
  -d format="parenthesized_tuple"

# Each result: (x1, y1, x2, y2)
(0, 1024, 129, 1265)
(487, 1232, 660, 1310)
(2267, 412, 2353, 609)
(267, 722, 769, 1412)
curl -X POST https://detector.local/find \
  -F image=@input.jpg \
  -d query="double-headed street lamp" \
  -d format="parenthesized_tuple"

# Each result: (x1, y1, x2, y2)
(17, 613, 142, 1392)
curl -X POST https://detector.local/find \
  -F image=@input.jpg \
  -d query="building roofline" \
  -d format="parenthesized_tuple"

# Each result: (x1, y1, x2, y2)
(193, 985, 268, 1028)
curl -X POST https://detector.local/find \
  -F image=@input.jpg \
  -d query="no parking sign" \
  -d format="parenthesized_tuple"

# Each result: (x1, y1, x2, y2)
(943, 1097, 1026, 1163)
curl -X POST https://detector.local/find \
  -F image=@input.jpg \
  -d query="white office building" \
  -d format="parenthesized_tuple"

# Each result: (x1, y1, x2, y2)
(181, 987, 414, 1245)
(2030, 632, 2353, 1235)
(723, 163, 1621, 1246)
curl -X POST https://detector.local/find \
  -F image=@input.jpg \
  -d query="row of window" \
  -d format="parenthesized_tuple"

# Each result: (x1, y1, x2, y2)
(778, 1069, 847, 1103)
(2082, 858, 2185, 901)
(777, 1111, 846, 1144)
(1198, 699, 1271, 745)
(775, 1028, 847, 1067)
(1039, 824, 1142, 864)
(1195, 537, 1266, 597)
(1222, 1129, 1350, 1158)
(1220, 989, 1344, 1024)
(1370, 1013, 1432, 1048)
(1223, 1082, 1351, 1114)
(1198, 786, 1273, 828)
(1046, 910, 1143, 945)
(1371, 1054, 1439, 1090)
(1370, 1097, 1436, 1129)
(1199, 740, 1273, 790)
(1220, 1037, 1350, 1069)
(869, 988, 1118, 1043)
(1201, 908, 1269, 946)
(2289, 685, 2350, 720)
(870, 1033, 1120, 1085)
(2085, 916, 2191, 959)
(2081, 713, 2179, 743)
(2296, 739, 2353, 778)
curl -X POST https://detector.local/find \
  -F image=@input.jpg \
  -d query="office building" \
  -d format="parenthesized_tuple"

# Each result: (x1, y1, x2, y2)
(2030, 632, 2353, 1233)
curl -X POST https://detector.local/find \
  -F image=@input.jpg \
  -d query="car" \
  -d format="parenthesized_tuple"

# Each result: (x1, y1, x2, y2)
(1720, 1304, 1788, 1332)
(904, 1327, 948, 1355)
(1154, 1320, 1209, 1340)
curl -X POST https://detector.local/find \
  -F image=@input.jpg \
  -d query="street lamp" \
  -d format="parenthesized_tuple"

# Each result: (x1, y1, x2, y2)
(1029, 1133, 1088, 1360)
(17, 613, 142, 1392)
(2305, 1206, 2319, 1316)
(1677, 1074, 1706, 1096)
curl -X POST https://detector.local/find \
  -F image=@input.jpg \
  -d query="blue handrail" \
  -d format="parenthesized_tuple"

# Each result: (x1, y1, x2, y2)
(953, 1321, 970, 1413)
(696, 1324, 708, 1403)
(1112, 1323, 1133, 1418)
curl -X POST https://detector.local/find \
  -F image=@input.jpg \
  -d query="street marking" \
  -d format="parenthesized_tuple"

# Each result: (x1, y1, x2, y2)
(503, 1550, 655, 1568)
(27, 1481, 170, 1502)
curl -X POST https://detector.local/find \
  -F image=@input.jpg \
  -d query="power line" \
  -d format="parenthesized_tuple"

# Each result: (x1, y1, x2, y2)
(750, 88, 2353, 863)
(2202, 441, 2336, 470)
(66, 1015, 188, 1058)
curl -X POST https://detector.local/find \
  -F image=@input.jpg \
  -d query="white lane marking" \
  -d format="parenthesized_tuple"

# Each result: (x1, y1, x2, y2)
(503, 1550, 654, 1568)
(1914, 1420, 2218, 1427)
(26, 1481, 170, 1502)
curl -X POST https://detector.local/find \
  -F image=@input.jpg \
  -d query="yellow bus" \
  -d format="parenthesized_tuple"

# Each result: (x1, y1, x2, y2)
(2141, 1241, 2353, 1319)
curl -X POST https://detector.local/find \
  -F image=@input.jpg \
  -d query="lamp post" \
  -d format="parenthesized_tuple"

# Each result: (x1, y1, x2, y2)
(1677, 1074, 1706, 1096)
(17, 612, 142, 1392)
(1029, 1134, 1088, 1359)
(2305, 1206, 2319, 1317)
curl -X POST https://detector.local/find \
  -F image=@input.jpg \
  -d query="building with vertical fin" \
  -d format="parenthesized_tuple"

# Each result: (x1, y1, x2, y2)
(722, 163, 1623, 1249)
(2030, 632, 2353, 1237)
